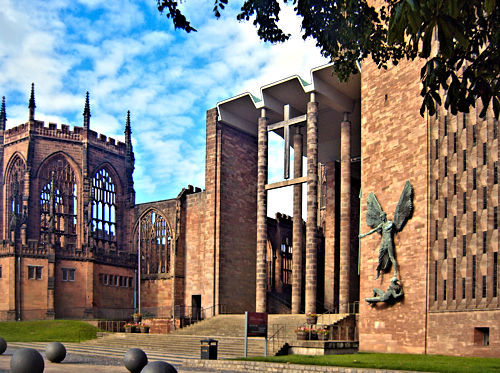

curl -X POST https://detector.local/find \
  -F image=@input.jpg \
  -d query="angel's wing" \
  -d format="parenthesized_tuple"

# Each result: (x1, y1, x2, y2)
(366, 192, 385, 228)
(393, 181, 413, 231)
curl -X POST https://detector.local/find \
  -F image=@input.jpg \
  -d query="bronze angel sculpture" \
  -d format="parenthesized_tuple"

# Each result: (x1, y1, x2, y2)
(359, 181, 413, 280)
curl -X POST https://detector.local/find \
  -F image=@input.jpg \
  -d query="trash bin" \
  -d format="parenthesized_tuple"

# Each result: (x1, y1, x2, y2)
(200, 339, 218, 360)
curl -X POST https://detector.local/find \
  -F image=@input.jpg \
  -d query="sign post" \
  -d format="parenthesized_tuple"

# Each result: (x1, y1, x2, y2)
(245, 311, 268, 357)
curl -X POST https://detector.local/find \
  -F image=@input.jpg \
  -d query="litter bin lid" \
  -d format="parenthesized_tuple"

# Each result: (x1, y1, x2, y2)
(200, 338, 218, 344)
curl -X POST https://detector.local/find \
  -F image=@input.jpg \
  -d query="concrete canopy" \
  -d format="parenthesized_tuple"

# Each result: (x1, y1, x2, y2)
(216, 63, 361, 163)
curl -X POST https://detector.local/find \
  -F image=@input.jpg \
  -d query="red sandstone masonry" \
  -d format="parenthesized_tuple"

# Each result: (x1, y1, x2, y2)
(0, 116, 135, 320)
(219, 124, 257, 313)
(359, 57, 428, 354)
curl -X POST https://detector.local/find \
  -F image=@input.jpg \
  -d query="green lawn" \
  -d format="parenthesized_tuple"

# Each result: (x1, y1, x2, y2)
(0, 320, 100, 342)
(240, 352, 500, 373)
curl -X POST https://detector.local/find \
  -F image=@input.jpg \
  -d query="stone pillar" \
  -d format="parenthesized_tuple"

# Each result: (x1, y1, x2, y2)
(305, 94, 319, 314)
(339, 113, 351, 313)
(256, 109, 268, 313)
(292, 127, 303, 314)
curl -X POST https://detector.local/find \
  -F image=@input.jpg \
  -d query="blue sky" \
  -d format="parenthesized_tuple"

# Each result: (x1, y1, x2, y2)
(0, 0, 327, 212)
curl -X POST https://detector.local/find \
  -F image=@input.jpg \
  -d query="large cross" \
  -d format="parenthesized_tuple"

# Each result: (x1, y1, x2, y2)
(267, 104, 306, 180)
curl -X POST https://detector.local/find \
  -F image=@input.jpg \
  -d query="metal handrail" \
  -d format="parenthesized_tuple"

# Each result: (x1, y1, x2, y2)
(268, 324, 287, 355)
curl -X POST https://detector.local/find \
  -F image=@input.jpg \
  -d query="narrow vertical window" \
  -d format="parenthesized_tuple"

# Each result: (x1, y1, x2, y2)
(436, 220, 439, 241)
(453, 216, 457, 237)
(463, 235, 467, 256)
(494, 207, 498, 230)
(453, 174, 457, 195)
(483, 187, 487, 209)
(444, 239, 447, 259)
(453, 258, 456, 300)
(473, 168, 477, 190)
(483, 143, 487, 165)
(444, 115, 448, 136)
(436, 179, 439, 200)
(472, 255, 476, 299)
(483, 231, 487, 253)
(435, 139, 439, 159)
(434, 261, 438, 301)
(494, 118, 498, 139)
(473, 211, 477, 234)
(463, 150, 467, 170)
(473, 125, 477, 146)
(463, 113, 467, 129)
(444, 198, 448, 218)
(462, 278, 466, 299)
(494, 252, 498, 298)
(494, 162, 498, 184)
(453, 132, 457, 153)
(463, 192, 467, 213)
(443, 279, 447, 300)
(444, 156, 448, 177)
(482, 276, 487, 298)
(281, 237, 292, 285)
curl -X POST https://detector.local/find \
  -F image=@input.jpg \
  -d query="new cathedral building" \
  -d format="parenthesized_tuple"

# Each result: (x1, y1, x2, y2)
(0, 57, 498, 358)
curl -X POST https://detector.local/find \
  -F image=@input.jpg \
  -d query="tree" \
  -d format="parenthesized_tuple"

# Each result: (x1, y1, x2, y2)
(157, 0, 499, 119)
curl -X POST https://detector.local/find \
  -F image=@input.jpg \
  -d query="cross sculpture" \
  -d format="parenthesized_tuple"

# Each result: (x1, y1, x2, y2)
(267, 104, 307, 180)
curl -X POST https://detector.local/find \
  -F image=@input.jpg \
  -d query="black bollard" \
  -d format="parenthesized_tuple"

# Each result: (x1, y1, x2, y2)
(123, 348, 148, 373)
(0, 337, 6, 355)
(45, 342, 66, 363)
(10, 348, 45, 373)
(141, 360, 178, 373)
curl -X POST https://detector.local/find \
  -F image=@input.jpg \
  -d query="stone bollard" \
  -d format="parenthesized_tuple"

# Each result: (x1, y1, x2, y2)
(10, 348, 45, 373)
(0, 337, 6, 355)
(123, 348, 148, 373)
(45, 342, 66, 363)
(141, 360, 177, 373)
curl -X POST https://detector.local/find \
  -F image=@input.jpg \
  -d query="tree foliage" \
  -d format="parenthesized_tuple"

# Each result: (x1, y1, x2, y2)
(157, 0, 499, 118)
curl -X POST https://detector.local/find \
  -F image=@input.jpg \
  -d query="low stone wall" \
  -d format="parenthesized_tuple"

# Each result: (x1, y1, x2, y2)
(183, 359, 425, 373)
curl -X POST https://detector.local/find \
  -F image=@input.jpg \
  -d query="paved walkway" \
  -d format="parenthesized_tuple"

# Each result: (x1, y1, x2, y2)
(0, 345, 237, 373)
(0, 343, 430, 373)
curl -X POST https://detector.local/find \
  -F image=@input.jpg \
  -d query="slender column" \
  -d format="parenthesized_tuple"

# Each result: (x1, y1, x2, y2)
(292, 127, 303, 314)
(339, 113, 351, 313)
(305, 94, 319, 314)
(256, 109, 268, 312)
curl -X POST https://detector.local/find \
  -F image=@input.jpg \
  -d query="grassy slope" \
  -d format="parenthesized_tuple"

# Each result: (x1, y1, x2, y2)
(0, 320, 100, 342)
(241, 353, 500, 373)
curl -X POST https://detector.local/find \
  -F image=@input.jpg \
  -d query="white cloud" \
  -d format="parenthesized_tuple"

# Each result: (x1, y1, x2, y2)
(0, 0, 327, 209)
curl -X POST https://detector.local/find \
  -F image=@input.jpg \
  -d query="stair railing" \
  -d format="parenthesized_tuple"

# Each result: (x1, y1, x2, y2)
(268, 323, 287, 356)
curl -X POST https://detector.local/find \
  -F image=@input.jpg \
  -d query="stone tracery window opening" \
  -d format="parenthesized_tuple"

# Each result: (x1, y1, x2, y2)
(7, 156, 26, 238)
(91, 168, 117, 250)
(39, 157, 78, 248)
(138, 210, 172, 276)
(280, 236, 292, 285)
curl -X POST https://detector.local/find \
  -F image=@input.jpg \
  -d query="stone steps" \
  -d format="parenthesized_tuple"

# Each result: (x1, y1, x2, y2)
(88, 333, 267, 358)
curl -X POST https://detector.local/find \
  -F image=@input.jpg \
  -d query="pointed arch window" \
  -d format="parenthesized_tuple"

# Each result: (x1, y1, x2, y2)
(39, 156, 78, 248)
(138, 211, 172, 276)
(7, 156, 26, 237)
(91, 168, 117, 244)
(280, 236, 292, 285)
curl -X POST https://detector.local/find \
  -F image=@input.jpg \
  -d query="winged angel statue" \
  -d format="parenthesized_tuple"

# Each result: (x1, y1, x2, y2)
(359, 181, 413, 280)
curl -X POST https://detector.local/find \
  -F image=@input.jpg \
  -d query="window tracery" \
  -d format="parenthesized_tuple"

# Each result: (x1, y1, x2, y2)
(138, 210, 171, 276)
(91, 168, 117, 249)
(280, 236, 292, 285)
(7, 156, 26, 237)
(39, 156, 78, 248)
